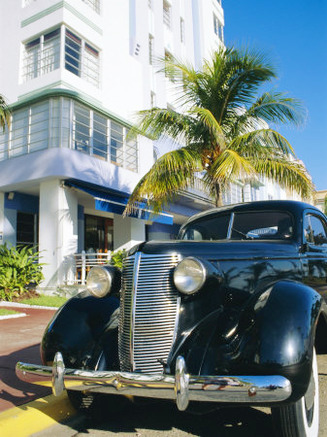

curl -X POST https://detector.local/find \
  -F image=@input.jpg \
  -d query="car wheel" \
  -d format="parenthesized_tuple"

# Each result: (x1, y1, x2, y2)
(271, 348, 319, 437)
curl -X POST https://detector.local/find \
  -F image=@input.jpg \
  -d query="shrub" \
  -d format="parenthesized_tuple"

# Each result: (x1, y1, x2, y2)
(109, 249, 127, 269)
(0, 244, 44, 301)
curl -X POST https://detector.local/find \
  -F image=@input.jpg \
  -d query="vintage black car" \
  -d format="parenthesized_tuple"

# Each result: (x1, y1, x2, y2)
(17, 200, 327, 437)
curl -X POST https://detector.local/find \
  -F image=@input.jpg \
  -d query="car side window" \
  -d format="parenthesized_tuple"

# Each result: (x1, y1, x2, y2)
(180, 214, 230, 240)
(304, 214, 327, 246)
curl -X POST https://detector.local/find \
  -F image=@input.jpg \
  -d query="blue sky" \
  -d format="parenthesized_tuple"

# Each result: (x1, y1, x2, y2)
(223, 0, 327, 190)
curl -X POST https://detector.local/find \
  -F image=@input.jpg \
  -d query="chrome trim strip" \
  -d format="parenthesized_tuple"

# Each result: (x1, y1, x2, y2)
(16, 357, 292, 407)
(227, 212, 235, 239)
(131, 252, 141, 371)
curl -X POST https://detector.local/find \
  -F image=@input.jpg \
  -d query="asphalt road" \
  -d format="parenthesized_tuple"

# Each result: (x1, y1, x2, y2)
(33, 355, 327, 437)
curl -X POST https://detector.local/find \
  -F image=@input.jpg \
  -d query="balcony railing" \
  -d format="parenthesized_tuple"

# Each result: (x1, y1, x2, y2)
(74, 251, 111, 284)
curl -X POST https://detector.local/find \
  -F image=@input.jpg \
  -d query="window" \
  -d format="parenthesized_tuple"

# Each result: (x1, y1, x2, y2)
(42, 29, 60, 75)
(84, 43, 100, 87)
(30, 101, 49, 152)
(150, 91, 156, 108)
(81, 0, 100, 14)
(23, 0, 37, 7)
(213, 14, 224, 41)
(110, 121, 124, 166)
(180, 214, 230, 241)
(163, 0, 171, 28)
(149, 34, 154, 65)
(23, 38, 40, 81)
(180, 211, 294, 241)
(17, 212, 38, 247)
(73, 103, 90, 153)
(23, 29, 60, 82)
(65, 29, 100, 86)
(0, 97, 138, 171)
(231, 212, 293, 240)
(125, 129, 138, 172)
(93, 113, 108, 160)
(164, 50, 173, 78)
(11, 108, 29, 157)
(180, 18, 185, 43)
(23, 27, 100, 87)
(304, 214, 327, 246)
(65, 29, 81, 76)
(85, 215, 113, 253)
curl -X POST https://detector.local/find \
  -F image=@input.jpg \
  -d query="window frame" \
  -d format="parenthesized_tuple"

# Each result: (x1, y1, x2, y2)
(22, 26, 100, 88)
(303, 212, 327, 247)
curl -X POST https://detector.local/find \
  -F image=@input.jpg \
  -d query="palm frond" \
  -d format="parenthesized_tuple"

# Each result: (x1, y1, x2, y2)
(188, 107, 226, 148)
(252, 157, 314, 199)
(230, 128, 295, 157)
(132, 107, 193, 145)
(124, 147, 202, 216)
(209, 149, 256, 184)
(214, 47, 277, 123)
(0, 95, 10, 132)
(246, 91, 305, 126)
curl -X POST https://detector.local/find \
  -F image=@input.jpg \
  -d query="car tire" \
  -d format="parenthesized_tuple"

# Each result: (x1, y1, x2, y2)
(271, 348, 319, 437)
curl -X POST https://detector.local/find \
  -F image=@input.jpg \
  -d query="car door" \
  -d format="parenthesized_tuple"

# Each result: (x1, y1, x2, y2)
(302, 210, 327, 302)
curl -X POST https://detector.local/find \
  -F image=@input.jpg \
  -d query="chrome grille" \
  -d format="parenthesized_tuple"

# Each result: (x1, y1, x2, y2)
(119, 253, 180, 374)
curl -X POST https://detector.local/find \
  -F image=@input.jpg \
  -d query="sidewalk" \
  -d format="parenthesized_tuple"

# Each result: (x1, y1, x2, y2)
(0, 305, 56, 412)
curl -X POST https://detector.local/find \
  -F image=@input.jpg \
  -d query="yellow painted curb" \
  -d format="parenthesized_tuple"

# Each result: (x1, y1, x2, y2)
(0, 392, 76, 437)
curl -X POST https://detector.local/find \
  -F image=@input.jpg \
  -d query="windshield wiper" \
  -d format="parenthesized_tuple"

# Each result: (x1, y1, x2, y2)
(231, 228, 255, 240)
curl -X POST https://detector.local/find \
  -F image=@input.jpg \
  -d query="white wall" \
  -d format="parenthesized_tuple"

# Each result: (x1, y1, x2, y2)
(113, 214, 146, 251)
(39, 179, 78, 290)
(0, 192, 4, 245)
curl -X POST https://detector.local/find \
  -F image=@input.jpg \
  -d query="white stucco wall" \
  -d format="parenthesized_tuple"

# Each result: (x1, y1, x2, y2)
(39, 179, 78, 290)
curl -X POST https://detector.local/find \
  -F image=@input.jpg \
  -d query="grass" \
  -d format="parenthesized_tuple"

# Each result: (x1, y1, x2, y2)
(18, 294, 68, 308)
(0, 308, 20, 316)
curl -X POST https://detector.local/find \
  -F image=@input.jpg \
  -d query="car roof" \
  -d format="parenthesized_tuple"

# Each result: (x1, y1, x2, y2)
(183, 200, 320, 227)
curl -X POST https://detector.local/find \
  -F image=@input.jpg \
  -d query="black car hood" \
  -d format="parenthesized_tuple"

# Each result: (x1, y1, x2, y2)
(137, 239, 299, 261)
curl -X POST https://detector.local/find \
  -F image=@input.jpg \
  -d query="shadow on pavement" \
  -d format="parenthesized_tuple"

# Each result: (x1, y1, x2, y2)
(78, 398, 275, 437)
(0, 344, 51, 411)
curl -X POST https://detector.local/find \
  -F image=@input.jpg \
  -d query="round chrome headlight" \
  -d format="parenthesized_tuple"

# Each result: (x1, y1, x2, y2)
(87, 266, 112, 298)
(173, 257, 206, 295)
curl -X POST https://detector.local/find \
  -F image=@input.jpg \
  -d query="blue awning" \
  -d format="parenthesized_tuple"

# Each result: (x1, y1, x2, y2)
(65, 180, 173, 225)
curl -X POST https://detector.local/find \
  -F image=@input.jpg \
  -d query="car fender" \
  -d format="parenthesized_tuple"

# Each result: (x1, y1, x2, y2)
(171, 280, 322, 402)
(235, 280, 323, 402)
(41, 291, 120, 370)
(241, 280, 322, 368)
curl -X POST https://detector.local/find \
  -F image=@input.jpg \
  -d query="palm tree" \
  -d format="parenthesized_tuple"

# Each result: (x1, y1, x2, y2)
(0, 94, 10, 132)
(125, 47, 313, 215)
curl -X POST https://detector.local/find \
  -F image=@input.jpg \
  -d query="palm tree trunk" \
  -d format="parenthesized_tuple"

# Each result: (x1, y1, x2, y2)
(214, 182, 223, 207)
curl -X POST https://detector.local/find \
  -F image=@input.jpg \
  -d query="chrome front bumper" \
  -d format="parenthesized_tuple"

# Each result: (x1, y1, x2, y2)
(16, 353, 292, 411)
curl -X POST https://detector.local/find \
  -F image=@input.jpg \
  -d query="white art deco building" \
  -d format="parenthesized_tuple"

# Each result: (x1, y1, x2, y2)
(0, 0, 226, 289)
(0, 0, 302, 290)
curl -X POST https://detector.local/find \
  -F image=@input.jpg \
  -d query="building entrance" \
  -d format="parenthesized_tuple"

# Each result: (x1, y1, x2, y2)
(84, 215, 113, 253)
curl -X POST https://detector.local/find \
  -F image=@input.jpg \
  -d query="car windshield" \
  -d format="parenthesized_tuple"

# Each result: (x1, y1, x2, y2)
(179, 211, 294, 241)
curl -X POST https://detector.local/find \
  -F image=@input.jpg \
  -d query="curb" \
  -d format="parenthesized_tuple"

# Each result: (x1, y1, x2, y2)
(0, 392, 76, 437)
(0, 301, 60, 310)
(0, 312, 26, 321)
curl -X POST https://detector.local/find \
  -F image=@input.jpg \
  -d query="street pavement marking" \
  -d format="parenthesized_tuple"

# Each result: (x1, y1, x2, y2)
(0, 392, 76, 437)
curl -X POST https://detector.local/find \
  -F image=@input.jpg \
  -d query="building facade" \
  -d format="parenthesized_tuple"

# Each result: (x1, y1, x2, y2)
(314, 190, 327, 213)
(0, 0, 225, 289)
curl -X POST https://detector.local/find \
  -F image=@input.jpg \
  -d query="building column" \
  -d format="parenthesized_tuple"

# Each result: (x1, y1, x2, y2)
(39, 180, 78, 291)
(113, 214, 146, 251)
(0, 192, 4, 245)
